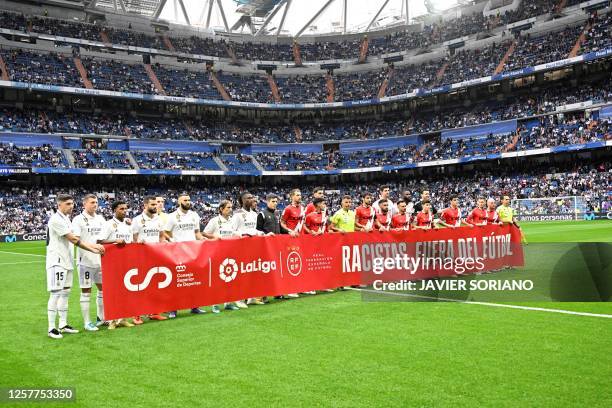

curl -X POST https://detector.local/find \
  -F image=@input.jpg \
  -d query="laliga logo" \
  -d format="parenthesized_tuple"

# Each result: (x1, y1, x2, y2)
(124, 266, 173, 292)
(219, 258, 239, 282)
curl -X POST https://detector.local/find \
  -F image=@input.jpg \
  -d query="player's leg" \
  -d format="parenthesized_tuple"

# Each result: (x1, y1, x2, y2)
(78, 265, 98, 331)
(94, 275, 106, 327)
(47, 266, 62, 339)
(57, 269, 78, 334)
(92, 269, 108, 327)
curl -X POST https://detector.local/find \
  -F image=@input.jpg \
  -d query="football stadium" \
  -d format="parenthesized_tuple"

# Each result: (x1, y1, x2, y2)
(0, 0, 610, 406)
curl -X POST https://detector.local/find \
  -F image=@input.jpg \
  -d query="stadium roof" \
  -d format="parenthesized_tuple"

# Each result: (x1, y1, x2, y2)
(84, 0, 475, 37)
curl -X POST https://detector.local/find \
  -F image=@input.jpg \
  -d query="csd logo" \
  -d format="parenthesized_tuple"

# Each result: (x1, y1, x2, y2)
(124, 267, 173, 292)
(219, 258, 238, 282)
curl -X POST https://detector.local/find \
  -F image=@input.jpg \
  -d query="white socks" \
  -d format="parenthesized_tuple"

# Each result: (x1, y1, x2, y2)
(57, 289, 70, 328)
(47, 291, 60, 331)
(96, 291, 104, 321)
(80, 292, 91, 325)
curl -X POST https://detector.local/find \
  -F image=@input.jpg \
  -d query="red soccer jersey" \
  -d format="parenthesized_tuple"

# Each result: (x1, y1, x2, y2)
(305, 202, 316, 215)
(282, 204, 305, 232)
(305, 211, 326, 234)
(415, 211, 433, 228)
(376, 212, 392, 230)
(485, 209, 500, 224)
(467, 208, 487, 225)
(355, 205, 376, 230)
(391, 213, 410, 230)
(440, 207, 461, 227)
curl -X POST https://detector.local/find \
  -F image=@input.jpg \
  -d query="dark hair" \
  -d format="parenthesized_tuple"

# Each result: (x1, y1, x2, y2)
(266, 193, 279, 201)
(312, 197, 325, 206)
(378, 199, 389, 205)
(239, 191, 251, 207)
(363, 192, 372, 199)
(112, 200, 127, 211)
(178, 193, 190, 200)
(56, 194, 73, 203)
(380, 185, 390, 191)
(397, 199, 407, 206)
(144, 196, 157, 205)
(313, 186, 324, 194)
(289, 188, 301, 197)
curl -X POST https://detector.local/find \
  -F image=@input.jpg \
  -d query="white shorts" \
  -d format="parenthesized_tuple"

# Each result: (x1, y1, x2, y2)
(47, 266, 73, 292)
(78, 265, 102, 289)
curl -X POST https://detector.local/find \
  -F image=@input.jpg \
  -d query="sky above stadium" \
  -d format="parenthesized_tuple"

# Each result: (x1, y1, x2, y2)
(159, 0, 463, 35)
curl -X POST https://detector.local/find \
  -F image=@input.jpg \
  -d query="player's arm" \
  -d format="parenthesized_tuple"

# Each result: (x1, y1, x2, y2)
(460, 218, 474, 227)
(65, 232, 105, 254)
(130, 218, 140, 243)
(303, 215, 316, 235)
(280, 209, 298, 237)
(354, 215, 367, 231)
(435, 216, 453, 228)
(328, 213, 342, 233)
(202, 218, 220, 240)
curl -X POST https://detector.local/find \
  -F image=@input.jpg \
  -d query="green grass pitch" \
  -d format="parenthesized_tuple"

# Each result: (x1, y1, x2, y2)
(0, 220, 610, 407)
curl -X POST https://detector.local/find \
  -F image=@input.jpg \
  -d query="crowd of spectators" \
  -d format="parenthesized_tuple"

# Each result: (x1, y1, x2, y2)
(0, 77, 609, 144)
(0, 1, 592, 69)
(0, 142, 67, 167)
(72, 149, 133, 169)
(0, 160, 608, 234)
(1, 13, 608, 105)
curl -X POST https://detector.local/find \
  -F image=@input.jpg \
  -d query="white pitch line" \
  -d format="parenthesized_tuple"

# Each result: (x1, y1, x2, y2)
(0, 250, 45, 258)
(349, 287, 612, 319)
(0, 260, 45, 265)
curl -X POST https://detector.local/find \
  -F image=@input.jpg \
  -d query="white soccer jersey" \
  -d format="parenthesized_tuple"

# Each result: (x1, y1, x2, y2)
(373, 198, 399, 217)
(72, 211, 106, 268)
(46, 211, 74, 269)
(101, 217, 133, 243)
(131, 212, 163, 243)
(46, 211, 74, 270)
(232, 208, 262, 236)
(204, 215, 237, 238)
(165, 209, 201, 242)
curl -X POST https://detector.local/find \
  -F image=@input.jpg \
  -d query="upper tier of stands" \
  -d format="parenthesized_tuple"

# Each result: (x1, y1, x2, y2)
(0, 1, 582, 62)
(0, 8, 610, 106)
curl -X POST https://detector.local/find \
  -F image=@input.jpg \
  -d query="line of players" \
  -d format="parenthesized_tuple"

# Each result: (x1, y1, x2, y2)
(45, 186, 520, 339)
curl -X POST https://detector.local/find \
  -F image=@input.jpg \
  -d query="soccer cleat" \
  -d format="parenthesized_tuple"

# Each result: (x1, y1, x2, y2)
(235, 301, 248, 309)
(167, 311, 177, 319)
(96, 317, 109, 327)
(303, 291, 316, 295)
(132, 316, 144, 325)
(48, 328, 63, 339)
(108, 321, 117, 330)
(117, 320, 134, 328)
(60, 325, 79, 334)
(211, 305, 221, 314)
(190, 308, 205, 314)
(149, 314, 167, 321)
(248, 298, 265, 305)
(84, 322, 99, 331)
(225, 303, 240, 311)
(285, 293, 299, 298)
(322, 289, 335, 292)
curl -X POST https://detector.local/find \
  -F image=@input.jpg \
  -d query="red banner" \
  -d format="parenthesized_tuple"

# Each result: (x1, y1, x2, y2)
(101, 225, 524, 319)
